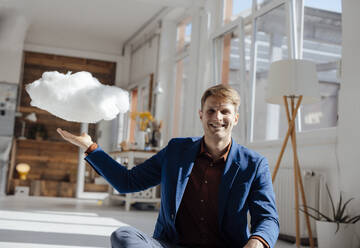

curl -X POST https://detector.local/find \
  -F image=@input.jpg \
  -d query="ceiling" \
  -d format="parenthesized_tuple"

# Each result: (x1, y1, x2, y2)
(0, 0, 201, 55)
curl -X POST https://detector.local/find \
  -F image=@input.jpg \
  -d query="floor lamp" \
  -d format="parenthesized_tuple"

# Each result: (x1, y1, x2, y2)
(266, 60, 320, 248)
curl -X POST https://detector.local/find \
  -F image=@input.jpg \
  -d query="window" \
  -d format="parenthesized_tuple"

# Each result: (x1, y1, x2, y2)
(300, 0, 342, 131)
(223, 0, 252, 23)
(246, 0, 342, 142)
(251, 4, 289, 141)
(214, 31, 237, 84)
(127, 75, 153, 143)
(176, 17, 192, 53)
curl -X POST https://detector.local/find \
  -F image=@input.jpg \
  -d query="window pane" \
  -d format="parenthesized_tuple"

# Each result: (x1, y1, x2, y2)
(220, 32, 234, 84)
(223, 0, 252, 23)
(305, 0, 341, 13)
(300, 1, 342, 131)
(215, 28, 250, 86)
(253, 4, 288, 141)
(244, 24, 252, 84)
(176, 18, 192, 53)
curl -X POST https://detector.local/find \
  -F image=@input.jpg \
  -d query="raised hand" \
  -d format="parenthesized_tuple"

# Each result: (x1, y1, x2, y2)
(57, 128, 93, 150)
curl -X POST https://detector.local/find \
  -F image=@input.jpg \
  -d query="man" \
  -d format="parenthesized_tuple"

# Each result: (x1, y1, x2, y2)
(57, 84, 279, 248)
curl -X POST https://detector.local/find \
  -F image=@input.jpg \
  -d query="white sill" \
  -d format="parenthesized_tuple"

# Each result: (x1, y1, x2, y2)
(246, 127, 337, 150)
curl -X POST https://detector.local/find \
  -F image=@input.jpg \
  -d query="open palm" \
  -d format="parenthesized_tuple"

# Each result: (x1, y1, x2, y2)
(57, 128, 93, 150)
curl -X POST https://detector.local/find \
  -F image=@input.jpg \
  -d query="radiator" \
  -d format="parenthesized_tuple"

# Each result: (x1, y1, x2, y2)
(272, 168, 324, 241)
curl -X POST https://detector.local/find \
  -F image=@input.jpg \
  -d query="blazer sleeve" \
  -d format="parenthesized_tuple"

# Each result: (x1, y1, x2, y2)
(248, 157, 279, 248)
(85, 146, 167, 193)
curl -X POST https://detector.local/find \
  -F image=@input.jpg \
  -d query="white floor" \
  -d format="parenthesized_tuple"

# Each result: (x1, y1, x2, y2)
(0, 196, 303, 248)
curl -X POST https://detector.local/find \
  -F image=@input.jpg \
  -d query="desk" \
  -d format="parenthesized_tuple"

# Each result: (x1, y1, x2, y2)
(107, 150, 161, 211)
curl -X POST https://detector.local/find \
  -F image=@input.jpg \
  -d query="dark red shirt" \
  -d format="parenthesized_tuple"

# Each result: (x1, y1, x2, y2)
(175, 139, 231, 247)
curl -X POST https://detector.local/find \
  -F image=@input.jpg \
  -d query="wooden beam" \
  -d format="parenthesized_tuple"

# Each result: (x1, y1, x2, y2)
(24, 56, 113, 75)
(16, 154, 78, 164)
(19, 106, 49, 115)
(6, 139, 17, 194)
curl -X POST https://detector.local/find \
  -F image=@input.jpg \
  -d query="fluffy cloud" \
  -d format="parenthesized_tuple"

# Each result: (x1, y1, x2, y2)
(26, 71, 129, 123)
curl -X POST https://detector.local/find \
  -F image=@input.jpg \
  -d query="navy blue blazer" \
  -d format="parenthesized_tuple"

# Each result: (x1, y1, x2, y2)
(85, 137, 279, 247)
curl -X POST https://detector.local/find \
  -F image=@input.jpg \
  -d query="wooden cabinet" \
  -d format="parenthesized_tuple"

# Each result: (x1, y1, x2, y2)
(107, 150, 161, 211)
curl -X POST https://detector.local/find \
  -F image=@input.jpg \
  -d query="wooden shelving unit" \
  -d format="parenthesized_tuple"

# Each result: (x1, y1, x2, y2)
(7, 51, 116, 197)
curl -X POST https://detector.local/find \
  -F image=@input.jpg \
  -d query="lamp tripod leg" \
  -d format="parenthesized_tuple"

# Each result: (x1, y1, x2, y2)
(286, 96, 314, 248)
(290, 106, 314, 247)
(272, 97, 303, 182)
(287, 98, 300, 247)
(273, 96, 313, 247)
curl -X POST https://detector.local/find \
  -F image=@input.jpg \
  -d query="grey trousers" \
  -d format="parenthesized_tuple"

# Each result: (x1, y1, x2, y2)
(111, 226, 186, 248)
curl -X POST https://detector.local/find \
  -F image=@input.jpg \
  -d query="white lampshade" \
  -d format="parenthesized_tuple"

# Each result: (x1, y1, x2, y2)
(266, 59, 320, 105)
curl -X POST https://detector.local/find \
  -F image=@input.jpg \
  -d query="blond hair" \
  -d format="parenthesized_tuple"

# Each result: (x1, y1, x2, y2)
(201, 84, 241, 111)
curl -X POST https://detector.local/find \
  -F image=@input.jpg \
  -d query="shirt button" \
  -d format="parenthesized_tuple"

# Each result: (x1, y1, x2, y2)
(200, 217, 204, 221)
(209, 163, 213, 167)
(200, 199, 204, 203)
(204, 180, 208, 184)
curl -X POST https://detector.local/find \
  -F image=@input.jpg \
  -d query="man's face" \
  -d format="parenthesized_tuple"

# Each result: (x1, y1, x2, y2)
(199, 96, 239, 142)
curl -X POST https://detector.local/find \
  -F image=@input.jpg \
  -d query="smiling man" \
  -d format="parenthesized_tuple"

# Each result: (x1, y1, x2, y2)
(57, 84, 279, 248)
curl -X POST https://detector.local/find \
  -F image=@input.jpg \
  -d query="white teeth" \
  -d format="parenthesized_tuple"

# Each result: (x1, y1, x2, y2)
(210, 123, 224, 128)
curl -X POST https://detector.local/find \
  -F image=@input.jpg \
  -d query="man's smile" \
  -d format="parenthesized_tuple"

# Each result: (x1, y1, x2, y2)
(209, 123, 226, 129)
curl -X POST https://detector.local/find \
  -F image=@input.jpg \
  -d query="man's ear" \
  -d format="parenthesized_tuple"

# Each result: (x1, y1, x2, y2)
(234, 112, 239, 125)
(199, 109, 203, 120)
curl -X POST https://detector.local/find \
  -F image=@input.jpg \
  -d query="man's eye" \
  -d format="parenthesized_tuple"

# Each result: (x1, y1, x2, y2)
(221, 110, 230, 114)
(207, 109, 215, 114)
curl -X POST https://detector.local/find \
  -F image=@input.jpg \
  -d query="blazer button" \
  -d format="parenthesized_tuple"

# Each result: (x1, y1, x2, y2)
(171, 214, 174, 220)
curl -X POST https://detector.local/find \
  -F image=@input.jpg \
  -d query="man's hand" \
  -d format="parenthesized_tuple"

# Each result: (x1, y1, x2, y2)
(57, 128, 93, 150)
(243, 238, 264, 248)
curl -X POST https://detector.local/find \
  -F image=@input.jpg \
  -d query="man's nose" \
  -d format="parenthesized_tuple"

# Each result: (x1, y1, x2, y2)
(214, 111, 223, 120)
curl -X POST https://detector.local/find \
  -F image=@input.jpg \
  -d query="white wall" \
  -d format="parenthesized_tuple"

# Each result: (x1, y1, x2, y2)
(129, 34, 160, 85)
(338, 0, 360, 243)
(0, 12, 28, 84)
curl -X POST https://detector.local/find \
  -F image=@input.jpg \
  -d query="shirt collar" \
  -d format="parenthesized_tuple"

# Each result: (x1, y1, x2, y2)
(200, 137, 232, 163)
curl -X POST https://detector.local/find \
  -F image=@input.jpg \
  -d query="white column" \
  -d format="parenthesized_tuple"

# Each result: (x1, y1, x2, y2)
(155, 20, 177, 144)
(338, 0, 360, 198)
(76, 123, 88, 198)
(0, 13, 28, 84)
(337, 1, 360, 244)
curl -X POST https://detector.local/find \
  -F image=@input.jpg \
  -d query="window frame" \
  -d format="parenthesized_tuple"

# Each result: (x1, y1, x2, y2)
(212, 0, 338, 145)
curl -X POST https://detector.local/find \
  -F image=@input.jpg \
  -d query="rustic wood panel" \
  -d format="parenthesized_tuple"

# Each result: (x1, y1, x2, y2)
(8, 51, 116, 196)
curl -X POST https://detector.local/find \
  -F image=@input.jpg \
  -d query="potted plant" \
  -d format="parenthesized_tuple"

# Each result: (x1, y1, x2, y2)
(301, 184, 360, 248)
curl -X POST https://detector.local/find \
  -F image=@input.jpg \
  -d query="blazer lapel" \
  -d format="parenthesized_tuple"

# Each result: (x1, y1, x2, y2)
(218, 138, 241, 226)
(175, 138, 202, 214)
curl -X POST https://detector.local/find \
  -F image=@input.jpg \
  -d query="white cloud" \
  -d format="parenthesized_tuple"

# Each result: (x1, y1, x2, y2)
(26, 71, 129, 123)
